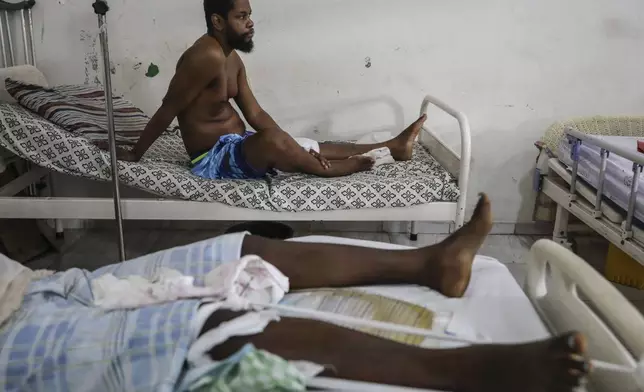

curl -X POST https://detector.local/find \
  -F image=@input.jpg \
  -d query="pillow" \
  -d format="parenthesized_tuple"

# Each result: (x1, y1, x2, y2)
(5, 79, 172, 145)
(0, 65, 48, 104)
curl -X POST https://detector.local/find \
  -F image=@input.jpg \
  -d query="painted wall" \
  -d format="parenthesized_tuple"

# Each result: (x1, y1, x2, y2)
(32, 0, 644, 222)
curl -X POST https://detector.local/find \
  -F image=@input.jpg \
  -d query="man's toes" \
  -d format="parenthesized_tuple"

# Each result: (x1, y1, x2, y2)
(473, 193, 490, 215)
(552, 332, 586, 355)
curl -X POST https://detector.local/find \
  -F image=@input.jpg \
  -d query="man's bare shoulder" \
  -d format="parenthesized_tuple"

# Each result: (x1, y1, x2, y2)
(177, 36, 225, 69)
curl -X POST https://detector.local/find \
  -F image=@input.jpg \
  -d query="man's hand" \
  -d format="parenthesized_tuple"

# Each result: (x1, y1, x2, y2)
(94, 140, 139, 162)
(309, 149, 331, 170)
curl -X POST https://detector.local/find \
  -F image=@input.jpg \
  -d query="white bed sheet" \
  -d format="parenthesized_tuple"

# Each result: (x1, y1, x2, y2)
(289, 236, 550, 345)
(558, 136, 644, 224)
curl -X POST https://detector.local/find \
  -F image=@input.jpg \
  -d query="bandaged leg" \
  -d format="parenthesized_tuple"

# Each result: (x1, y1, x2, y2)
(294, 137, 320, 154)
(356, 147, 395, 167)
(191, 308, 589, 391)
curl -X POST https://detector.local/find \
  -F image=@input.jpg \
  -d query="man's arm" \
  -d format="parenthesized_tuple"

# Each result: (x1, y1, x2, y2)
(234, 59, 283, 133)
(234, 58, 329, 169)
(124, 49, 223, 161)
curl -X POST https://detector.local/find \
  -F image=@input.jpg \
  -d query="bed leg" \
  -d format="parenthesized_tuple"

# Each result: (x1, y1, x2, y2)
(553, 205, 572, 250)
(48, 173, 65, 239)
(410, 221, 419, 241)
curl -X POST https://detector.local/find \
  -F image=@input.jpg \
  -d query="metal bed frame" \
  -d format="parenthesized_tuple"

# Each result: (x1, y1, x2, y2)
(0, 0, 472, 261)
(543, 127, 644, 265)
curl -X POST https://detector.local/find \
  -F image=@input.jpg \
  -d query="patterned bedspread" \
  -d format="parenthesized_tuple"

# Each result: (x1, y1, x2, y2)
(0, 104, 459, 212)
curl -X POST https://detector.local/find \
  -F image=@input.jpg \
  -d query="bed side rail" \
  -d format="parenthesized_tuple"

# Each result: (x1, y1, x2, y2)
(565, 127, 643, 243)
(526, 239, 644, 392)
(0, 0, 36, 68)
(418, 95, 471, 228)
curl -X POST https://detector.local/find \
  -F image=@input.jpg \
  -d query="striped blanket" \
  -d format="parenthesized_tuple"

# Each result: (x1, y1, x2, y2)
(4, 79, 177, 145)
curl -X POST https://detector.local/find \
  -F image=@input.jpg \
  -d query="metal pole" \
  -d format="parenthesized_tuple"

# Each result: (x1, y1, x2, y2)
(0, 14, 7, 67)
(20, 10, 27, 64)
(94, 0, 126, 261)
(624, 163, 641, 234)
(569, 138, 581, 194)
(27, 9, 35, 65)
(4, 11, 14, 66)
(594, 149, 608, 217)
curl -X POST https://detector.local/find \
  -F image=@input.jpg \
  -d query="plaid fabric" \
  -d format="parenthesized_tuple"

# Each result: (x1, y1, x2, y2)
(0, 233, 247, 392)
(4, 79, 177, 145)
(181, 344, 308, 392)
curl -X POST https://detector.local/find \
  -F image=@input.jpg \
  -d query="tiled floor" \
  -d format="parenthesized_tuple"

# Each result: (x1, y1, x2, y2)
(29, 229, 644, 315)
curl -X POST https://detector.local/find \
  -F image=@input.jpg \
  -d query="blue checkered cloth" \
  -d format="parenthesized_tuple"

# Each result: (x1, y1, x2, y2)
(0, 233, 248, 392)
(190, 131, 274, 180)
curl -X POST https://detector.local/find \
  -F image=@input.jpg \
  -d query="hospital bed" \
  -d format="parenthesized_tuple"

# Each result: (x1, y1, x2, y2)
(0, 0, 471, 261)
(290, 235, 644, 391)
(538, 119, 644, 267)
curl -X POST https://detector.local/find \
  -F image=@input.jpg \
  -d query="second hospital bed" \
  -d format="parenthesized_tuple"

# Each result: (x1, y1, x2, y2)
(537, 117, 644, 269)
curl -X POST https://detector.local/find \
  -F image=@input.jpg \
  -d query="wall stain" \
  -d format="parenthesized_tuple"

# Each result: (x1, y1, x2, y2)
(364, 56, 372, 68)
(133, 62, 142, 70)
(146, 63, 160, 78)
(80, 29, 100, 85)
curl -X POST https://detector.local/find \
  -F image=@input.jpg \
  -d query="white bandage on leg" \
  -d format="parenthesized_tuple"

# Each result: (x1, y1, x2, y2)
(294, 137, 320, 154)
(361, 147, 395, 167)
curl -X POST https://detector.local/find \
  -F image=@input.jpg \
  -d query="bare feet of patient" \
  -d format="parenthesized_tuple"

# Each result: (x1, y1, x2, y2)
(389, 114, 427, 161)
(457, 332, 590, 392)
(421, 193, 493, 297)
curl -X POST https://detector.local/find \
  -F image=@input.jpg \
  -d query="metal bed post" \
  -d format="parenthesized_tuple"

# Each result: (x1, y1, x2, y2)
(622, 163, 642, 241)
(568, 135, 581, 199)
(93, 0, 126, 261)
(0, 11, 6, 67)
(2, 10, 13, 66)
(594, 148, 608, 218)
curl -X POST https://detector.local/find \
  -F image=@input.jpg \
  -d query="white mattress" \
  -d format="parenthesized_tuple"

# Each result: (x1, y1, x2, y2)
(289, 236, 550, 345)
(558, 136, 644, 224)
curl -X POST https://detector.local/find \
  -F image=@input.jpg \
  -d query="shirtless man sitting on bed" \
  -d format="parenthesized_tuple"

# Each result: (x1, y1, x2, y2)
(1, 195, 591, 391)
(103, 0, 428, 180)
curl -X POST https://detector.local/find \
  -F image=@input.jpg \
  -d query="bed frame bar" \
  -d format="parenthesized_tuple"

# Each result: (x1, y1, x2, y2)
(0, 0, 36, 68)
(527, 239, 644, 392)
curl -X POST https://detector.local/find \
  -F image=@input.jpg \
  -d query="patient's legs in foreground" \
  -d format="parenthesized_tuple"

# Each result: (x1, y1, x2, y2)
(242, 193, 493, 298)
(203, 311, 589, 391)
(205, 194, 588, 391)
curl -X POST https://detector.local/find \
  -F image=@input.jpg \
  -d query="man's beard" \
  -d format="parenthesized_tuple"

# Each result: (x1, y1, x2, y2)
(229, 33, 254, 53)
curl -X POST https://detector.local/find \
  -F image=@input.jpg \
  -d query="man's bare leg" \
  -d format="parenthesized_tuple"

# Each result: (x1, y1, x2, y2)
(318, 114, 427, 161)
(243, 129, 375, 178)
(202, 313, 589, 391)
(243, 193, 492, 298)
(199, 195, 589, 390)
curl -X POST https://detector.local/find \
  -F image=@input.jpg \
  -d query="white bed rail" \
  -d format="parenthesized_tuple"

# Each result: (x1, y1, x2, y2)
(418, 95, 471, 229)
(526, 239, 644, 392)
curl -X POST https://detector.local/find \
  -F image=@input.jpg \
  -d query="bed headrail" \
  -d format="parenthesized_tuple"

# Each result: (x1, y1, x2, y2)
(0, 0, 36, 68)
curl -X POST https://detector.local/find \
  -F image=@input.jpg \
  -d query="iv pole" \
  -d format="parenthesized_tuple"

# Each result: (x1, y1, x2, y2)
(92, 0, 126, 261)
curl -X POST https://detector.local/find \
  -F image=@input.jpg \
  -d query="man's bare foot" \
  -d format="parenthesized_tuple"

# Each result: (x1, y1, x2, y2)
(422, 193, 493, 297)
(389, 114, 427, 161)
(456, 332, 590, 392)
